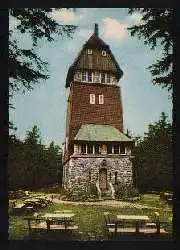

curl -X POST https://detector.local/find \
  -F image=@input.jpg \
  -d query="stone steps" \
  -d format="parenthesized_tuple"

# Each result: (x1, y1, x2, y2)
(101, 190, 113, 200)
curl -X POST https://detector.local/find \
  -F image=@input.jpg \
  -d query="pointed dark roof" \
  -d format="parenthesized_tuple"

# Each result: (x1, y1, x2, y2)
(84, 33, 108, 48)
(66, 32, 123, 87)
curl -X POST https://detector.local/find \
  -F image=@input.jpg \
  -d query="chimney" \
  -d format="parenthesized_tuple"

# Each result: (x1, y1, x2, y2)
(94, 23, 99, 36)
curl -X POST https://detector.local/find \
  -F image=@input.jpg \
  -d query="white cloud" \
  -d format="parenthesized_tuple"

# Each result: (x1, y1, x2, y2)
(9, 15, 21, 30)
(51, 9, 76, 23)
(102, 18, 127, 41)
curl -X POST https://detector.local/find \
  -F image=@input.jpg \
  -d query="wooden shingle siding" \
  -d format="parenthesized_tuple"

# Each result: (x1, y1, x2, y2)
(65, 33, 123, 87)
(76, 51, 117, 72)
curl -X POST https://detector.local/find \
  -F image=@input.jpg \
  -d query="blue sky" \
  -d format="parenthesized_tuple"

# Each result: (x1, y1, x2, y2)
(9, 8, 172, 146)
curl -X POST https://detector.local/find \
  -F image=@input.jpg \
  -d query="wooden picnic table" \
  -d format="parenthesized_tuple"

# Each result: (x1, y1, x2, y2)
(14, 203, 25, 209)
(41, 213, 75, 230)
(25, 213, 77, 236)
(115, 215, 150, 234)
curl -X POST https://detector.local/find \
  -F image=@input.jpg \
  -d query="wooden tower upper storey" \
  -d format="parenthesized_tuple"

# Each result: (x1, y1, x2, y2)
(64, 24, 125, 159)
(66, 24, 123, 87)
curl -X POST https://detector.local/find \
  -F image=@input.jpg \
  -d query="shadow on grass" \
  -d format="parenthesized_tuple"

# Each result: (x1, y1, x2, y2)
(22, 231, 81, 241)
(22, 230, 172, 241)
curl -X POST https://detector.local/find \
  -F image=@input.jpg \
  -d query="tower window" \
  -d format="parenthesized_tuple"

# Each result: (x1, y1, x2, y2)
(99, 95, 104, 104)
(106, 74, 110, 83)
(76, 71, 81, 80)
(101, 72, 106, 83)
(81, 144, 87, 154)
(87, 49, 92, 54)
(94, 71, 100, 83)
(102, 50, 106, 56)
(95, 144, 101, 154)
(88, 71, 93, 82)
(87, 144, 93, 154)
(120, 143, 125, 154)
(114, 144, 120, 154)
(115, 171, 118, 185)
(107, 144, 112, 154)
(109, 172, 111, 181)
(82, 71, 87, 81)
(90, 94, 95, 104)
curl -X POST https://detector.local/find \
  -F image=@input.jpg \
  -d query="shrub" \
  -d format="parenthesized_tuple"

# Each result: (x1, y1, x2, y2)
(159, 192, 173, 204)
(61, 187, 99, 202)
(115, 183, 140, 200)
(88, 183, 98, 198)
(9, 190, 26, 199)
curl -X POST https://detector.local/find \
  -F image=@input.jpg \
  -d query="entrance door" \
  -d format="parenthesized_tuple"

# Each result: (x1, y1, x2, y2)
(99, 168, 107, 191)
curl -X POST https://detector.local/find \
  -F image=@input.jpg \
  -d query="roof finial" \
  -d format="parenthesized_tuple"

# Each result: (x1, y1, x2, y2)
(94, 23, 99, 36)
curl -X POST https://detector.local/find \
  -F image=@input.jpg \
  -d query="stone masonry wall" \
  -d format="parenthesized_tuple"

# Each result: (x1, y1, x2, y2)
(63, 156, 133, 193)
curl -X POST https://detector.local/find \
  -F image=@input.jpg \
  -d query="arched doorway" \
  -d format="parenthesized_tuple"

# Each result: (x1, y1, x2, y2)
(99, 168, 107, 191)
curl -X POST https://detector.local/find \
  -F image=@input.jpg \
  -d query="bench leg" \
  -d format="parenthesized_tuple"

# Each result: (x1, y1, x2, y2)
(27, 219, 32, 236)
(46, 220, 50, 233)
(135, 222, 140, 233)
(156, 221, 160, 234)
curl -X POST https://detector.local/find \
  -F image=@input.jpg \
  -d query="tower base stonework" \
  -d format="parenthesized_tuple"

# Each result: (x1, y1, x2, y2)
(63, 155, 133, 194)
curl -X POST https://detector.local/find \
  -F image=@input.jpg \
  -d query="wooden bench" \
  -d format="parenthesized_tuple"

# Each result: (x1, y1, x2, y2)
(104, 213, 168, 238)
(24, 217, 78, 237)
(25, 218, 47, 235)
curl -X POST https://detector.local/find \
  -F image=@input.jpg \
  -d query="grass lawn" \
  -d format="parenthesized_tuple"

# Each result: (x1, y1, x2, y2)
(135, 194, 171, 210)
(9, 193, 172, 240)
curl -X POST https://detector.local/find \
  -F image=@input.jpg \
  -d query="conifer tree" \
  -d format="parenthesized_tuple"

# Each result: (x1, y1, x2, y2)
(128, 8, 173, 91)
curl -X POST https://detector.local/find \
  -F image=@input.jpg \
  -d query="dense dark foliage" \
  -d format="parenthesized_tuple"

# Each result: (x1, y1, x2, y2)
(128, 8, 173, 91)
(9, 8, 76, 95)
(8, 125, 62, 190)
(133, 112, 172, 192)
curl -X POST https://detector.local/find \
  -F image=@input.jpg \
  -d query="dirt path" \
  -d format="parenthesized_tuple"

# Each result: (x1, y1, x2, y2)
(51, 197, 171, 212)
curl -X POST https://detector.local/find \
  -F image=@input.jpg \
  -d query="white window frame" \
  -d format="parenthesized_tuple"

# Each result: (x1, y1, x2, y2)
(120, 144, 126, 155)
(87, 49, 92, 54)
(90, 94, 95, 104)
(82, 71, 87, 82)
(93, 71, 100, 83)
(99, 95, 104, 104)
(102, 50, 107, 56)
(76, 71, 82, 80)
(106, 74, 110, 83)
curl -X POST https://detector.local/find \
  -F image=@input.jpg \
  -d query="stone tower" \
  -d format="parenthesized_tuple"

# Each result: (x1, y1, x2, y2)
(62, 24, 133, 199)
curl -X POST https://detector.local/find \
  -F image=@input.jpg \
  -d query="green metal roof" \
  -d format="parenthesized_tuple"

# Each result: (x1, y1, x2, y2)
(74, 124, 132, 142)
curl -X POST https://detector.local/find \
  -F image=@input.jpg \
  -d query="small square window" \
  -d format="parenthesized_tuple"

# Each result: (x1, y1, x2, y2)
(102, 50, 107, 56)
(90, 94, 95, 104)
(87, 49, 92, 54)
(99, 95, 104, 104)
